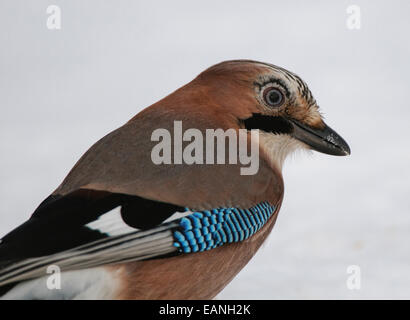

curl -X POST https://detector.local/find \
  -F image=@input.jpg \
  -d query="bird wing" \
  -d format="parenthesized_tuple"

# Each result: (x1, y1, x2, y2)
(0, 189, 187, 287)
(0, 199, 277, 288)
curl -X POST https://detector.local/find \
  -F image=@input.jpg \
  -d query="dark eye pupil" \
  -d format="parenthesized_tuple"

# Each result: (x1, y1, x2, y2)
(269, 91, 280, 104)
(264, 89, 283, 106)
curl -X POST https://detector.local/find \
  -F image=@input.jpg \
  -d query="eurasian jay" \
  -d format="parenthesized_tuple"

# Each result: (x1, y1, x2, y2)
(0, 60, 350, 300)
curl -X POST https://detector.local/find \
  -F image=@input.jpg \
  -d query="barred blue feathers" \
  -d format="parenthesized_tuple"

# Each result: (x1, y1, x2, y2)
(173, 202, 276, 253)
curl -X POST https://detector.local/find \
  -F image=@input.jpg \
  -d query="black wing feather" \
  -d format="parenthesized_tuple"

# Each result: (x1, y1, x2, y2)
(0, 189, 183, 262)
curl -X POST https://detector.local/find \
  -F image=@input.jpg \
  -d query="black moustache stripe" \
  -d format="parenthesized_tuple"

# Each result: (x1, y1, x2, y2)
(242, 114, 293, 135)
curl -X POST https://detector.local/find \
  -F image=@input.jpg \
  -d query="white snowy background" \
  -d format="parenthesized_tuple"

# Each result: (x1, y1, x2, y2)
(0, 1, 409, 299)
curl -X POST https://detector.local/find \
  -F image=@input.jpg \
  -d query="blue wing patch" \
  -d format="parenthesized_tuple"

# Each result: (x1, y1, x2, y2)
(173, 202, 276, 253)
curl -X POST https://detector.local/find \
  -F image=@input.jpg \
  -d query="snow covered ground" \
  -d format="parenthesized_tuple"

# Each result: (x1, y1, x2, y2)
(0, 1, 409, 299)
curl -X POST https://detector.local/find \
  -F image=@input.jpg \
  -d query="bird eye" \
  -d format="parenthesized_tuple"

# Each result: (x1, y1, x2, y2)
(263, 88, 284, 107)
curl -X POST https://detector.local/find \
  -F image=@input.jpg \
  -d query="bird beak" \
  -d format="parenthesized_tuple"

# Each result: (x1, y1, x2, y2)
(290, 120, 351, 156)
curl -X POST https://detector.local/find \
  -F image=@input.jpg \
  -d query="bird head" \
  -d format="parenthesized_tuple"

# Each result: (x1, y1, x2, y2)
(194, 60, 350, 166)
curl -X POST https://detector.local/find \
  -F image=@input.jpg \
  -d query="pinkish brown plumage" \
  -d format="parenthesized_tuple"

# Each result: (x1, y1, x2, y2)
(0, 60, 349, 300)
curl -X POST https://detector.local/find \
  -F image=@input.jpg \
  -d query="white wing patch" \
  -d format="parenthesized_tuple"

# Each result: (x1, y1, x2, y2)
(85, 206, 137, 236)
(163, 209, 193, 223)
(85, 206, 191, 236)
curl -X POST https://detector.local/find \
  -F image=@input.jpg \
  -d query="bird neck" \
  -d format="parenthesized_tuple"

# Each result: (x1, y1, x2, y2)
(258, 131, 306, 171)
